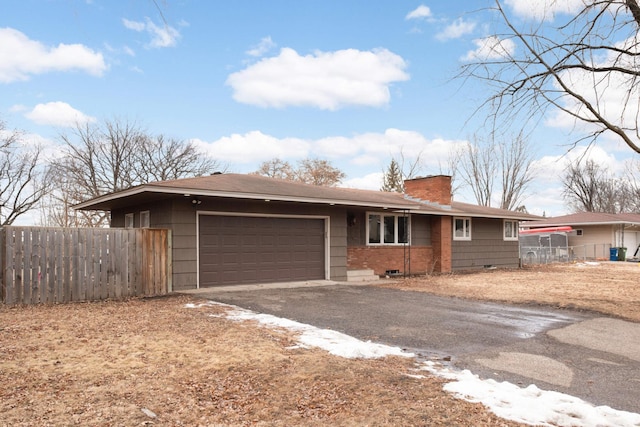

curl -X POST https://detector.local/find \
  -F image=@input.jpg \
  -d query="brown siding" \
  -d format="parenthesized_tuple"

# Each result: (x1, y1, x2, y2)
(452, 217, 519, 270)
(114, 196, 348, 289)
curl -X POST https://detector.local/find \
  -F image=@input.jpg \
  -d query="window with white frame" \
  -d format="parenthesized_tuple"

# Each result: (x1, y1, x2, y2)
(367, 213, 409, 245)
(125, 213, 134, 228)
(140, 211, 150, 228)
(503, 220, 519, 241)
(453, 217, 471, 241)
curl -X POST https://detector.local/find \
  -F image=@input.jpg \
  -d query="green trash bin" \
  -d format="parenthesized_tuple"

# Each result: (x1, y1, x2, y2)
(618, 247, 627, 261)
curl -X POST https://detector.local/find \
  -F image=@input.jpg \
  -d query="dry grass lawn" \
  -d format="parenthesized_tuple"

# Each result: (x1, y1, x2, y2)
(378, 261, 640, 322)
(1, 261, 637, 426)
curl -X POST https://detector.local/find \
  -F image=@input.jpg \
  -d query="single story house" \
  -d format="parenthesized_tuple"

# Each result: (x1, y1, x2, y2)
(75, 173, 539, 290)
(521, 212, 640, 260)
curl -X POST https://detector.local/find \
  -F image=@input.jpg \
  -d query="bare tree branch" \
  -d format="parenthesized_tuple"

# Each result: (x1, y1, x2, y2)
(462, 0, 640, 154)
(0, 120, 51, 226)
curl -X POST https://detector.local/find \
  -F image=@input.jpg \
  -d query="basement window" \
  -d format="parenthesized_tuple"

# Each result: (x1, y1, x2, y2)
(453, 217, 471, 241)
(367, 213, 409, 245)
(503, 220, 519, 241)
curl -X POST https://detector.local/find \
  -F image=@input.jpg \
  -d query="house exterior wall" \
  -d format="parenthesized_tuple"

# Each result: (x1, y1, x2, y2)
(347, 246, 432, 276)
(452, 217, 519, 270)
(113, 196, 348, 290)
(566, 224, 616, 260)
(345, 210, 437, 275)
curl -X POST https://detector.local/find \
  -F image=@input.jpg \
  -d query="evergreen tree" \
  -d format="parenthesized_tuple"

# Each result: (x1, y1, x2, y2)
(381, 159, 404, 193)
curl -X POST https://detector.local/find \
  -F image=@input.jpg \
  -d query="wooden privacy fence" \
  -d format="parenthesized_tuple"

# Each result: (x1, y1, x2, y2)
(0, 227, 172, 305)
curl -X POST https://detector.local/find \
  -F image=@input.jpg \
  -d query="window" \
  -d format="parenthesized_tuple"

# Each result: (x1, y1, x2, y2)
(576, 229, 583, 236)
(125, 213, 134, 229)
(140, 211, 150, 228)
(367, 213, 409, 245)
(453, 217, 471, 241)
(503, 220, 519, 241)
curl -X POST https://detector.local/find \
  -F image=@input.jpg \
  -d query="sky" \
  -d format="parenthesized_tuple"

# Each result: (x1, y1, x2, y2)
(1, 0, 639, 223)
(186, 298, 640, 427)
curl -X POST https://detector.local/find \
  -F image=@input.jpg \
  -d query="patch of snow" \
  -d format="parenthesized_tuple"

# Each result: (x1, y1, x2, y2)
(575, 262, 601, 267)
(420, 361, 640, 427)
(220, 304, 414, 359)
(186, 301, 640, 427)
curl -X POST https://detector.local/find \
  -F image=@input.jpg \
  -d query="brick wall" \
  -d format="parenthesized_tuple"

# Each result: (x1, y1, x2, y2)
(430, 216, 452, 273)
(404, 175, 452, 205)
(347, 246, 433, 276)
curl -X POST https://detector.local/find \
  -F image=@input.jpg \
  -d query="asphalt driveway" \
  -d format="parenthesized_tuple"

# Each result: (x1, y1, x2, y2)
(189, 283, 640, 414)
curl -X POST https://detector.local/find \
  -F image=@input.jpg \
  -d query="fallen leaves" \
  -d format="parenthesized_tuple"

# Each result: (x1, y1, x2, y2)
(0, 295, 523, 426)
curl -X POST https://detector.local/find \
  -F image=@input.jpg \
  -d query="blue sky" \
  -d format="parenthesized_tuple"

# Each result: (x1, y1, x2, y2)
(1, 0, 637, 221)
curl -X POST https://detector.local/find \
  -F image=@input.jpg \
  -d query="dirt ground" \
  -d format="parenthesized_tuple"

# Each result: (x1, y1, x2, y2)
(1, 261, 637, 426)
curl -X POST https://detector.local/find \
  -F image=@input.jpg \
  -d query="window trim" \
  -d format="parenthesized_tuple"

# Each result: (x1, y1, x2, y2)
(140, 210, 150, 228)
(125, 213, 134, 229)
(453, 217, 472, 241)
(503, 219, 519, 241)
(366, 212, 410, 245)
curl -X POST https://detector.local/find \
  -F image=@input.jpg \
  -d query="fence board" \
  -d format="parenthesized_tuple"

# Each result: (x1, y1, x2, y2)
(0, 227, 171, 305)
(2, 230, 15, 304)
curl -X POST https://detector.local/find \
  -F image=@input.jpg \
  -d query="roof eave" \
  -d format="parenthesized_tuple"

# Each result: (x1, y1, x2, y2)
(73, 185, 418, 211)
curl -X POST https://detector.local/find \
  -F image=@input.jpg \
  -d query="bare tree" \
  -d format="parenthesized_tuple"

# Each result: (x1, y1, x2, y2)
(499, 133, 536, 210)
(456, 133, 535, 210)
(463, 0, 640, 154)
(562, 159, 626, 213)
(456, 136, 497, 207)
(252, 158, 294, 180)
(624, 159, 640, 211)
(294, 158, 345, 186)
(396, 147, 425, 181)
(138, 134, 225, 182)
(0, 121, 51, 225)
(48, 118, 222, 227)
(253, 158, 345, 187)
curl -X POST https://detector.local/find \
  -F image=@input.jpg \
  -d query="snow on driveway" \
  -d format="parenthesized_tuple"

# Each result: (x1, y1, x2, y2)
(186, 301, 640, 427)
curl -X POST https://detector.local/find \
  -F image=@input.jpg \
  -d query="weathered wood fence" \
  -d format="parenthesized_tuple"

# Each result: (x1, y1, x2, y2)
(0, 227, 172, 305)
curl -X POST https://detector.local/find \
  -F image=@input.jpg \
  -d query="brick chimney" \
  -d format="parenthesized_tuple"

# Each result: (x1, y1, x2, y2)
(404, 175, 452, 205)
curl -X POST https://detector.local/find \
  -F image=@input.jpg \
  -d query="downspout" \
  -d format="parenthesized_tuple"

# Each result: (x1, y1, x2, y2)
(403, 209, 410, 277)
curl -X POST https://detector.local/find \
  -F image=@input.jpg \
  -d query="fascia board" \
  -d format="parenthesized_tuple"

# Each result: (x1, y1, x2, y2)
(74, 185, 418, 211)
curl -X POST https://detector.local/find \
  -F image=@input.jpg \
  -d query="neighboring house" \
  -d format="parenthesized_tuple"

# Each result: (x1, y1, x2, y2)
(521, 212, 640, 260)
(74, 173, 538, 290)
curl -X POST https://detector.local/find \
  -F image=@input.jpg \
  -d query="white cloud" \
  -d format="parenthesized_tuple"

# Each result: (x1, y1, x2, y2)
(342, 172, 384, 191)
(504, 0, 586, 21)
(462, 36, 516, 61)
(122, 18, 180, 48)
(0, 27, 106, 83)
(246, 36, 276, 57)
(436, 18, 477, 41)
(25, 102, 96, 127)
(314, 129, 465, 166)
(192, 128, 466, 180)
(226, 47, 409, 110)
(406, 5, 433, 20)
(9, 104, 27, 113)
(191, 131, 311, 164)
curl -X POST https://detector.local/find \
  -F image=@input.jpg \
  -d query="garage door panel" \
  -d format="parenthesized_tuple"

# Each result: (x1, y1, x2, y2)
(199, 215, 325, 287)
